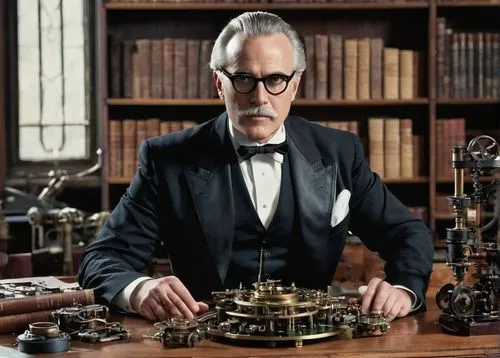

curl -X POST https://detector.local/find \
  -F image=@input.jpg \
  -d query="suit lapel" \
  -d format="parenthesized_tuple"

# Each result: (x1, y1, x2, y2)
(184, 114, 336, 285)
(185, 114, 235, 285)
(286, 119, 336, 242)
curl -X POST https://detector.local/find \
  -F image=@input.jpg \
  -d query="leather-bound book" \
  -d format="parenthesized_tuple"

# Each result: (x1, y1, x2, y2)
(344, 38, 358, 100)
(384, 118, 401, 178)
(304, 35, 315, 99)
(466, 33, 475, 98)
(122, 40, 138, 98)
(173, 39, 187, 99)
(122, 119, 137, 179)
(399, 118, 414, 178)
(314, 34, 328, 99)
(136, 39, 151, 98)
(328, 34, 343, 100)
(108, 120, 123, 178)
(150, 39, 163, 98)
(0, 310, 53, 334)
(370, 38, 383, 99)
(162, 38, 174, 99)
(0, 289, 94, 317)
(399, 50, 414, 99)
(146, 118, 160, 139)
(383, 48, 399, 99)
(357, 37, 370, 100)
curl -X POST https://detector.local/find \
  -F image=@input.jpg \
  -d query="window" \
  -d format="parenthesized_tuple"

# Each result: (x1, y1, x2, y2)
(9, 0, 95, 166)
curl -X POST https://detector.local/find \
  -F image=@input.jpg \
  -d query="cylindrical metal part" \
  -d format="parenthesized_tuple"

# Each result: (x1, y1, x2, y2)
(452, 145, 465, 198)
(445, 228, 470, 281)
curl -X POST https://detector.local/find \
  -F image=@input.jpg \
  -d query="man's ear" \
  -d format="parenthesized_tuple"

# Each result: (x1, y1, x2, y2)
(213, 70, 224, 99)
(290, 74, 302, 101)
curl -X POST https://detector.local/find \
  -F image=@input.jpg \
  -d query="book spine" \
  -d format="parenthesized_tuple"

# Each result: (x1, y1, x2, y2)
(0, 310, 54, 334)
(0, 289, 94, 317)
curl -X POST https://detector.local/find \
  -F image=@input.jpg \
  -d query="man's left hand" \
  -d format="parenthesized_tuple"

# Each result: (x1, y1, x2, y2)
(358, 277, 412, 321)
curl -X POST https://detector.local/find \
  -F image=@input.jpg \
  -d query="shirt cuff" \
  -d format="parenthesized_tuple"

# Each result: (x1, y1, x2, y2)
(111, 276, 153, 313)
(393, 285, 422, 312)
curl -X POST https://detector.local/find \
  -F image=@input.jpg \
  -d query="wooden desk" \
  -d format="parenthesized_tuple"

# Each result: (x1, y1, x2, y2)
(0, 267, 499, 357)
(0, 300, 498, 358)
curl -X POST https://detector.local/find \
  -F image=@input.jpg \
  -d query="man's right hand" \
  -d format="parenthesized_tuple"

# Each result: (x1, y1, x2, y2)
(130, 276, 209, 321)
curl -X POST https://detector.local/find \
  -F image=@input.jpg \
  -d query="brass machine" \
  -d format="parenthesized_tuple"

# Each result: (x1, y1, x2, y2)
(7, 149, 110, 276)
(146, 280, 390, 348)
(23, 149, 109, 276)
(436, 135, 500, 335)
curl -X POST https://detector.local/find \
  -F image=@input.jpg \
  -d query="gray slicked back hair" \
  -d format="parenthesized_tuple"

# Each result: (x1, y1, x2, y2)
(210, 11, 306, 74)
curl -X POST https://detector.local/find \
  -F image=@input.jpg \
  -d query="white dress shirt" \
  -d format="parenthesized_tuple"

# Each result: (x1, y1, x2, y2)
(112, 120, 420, 313)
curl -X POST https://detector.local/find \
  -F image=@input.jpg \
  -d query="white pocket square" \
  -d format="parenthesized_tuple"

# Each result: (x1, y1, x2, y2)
(330, 189, 351, 227)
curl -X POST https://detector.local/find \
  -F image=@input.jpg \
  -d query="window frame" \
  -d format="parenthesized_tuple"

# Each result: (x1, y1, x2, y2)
(3, 0, 99, 186)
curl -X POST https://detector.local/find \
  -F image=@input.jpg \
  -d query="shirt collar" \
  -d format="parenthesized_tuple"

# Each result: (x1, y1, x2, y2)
(228, 117, 286, 164)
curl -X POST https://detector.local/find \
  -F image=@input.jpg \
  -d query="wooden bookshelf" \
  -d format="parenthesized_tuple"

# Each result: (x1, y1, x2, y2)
(95, 0, 500, 244)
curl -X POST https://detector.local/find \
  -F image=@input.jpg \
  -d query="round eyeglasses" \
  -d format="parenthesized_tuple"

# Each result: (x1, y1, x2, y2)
(218, 67, 296, 95)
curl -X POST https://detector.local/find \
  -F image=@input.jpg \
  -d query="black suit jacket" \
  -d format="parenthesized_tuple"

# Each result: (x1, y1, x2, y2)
(78, 113, 434, 309)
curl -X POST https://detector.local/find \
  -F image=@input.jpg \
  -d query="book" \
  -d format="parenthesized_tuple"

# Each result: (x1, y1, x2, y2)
(0, 288, 94, 317)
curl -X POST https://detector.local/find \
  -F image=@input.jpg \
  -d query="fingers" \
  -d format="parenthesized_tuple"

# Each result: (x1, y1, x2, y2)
(360, 277, 383, 314)
(142, 276, 200, 320)
(169, 278, 200, 317)
(197, 301, 210, 313)
(359, 278, 413, 321)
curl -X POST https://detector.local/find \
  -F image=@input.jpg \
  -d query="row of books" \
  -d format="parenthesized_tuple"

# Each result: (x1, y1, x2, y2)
(0, 284, 94, 334)
(300, 35, 423, 100)
(109, 119, 197, 178)
(367, 118, 422, 179)
(437, 18, 500, 99)
(109, 37, 217, 99)
(108, 117, 426, 179)
(108, 36, 424, 101)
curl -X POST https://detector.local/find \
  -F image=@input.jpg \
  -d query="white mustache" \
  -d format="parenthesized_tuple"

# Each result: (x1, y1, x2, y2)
(238, 106, 278, 118)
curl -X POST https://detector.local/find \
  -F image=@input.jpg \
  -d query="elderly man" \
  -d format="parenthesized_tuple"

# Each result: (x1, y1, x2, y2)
(78, 11, 433, 323)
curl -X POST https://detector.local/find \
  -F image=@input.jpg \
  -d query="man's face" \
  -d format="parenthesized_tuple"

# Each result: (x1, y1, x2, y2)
(214, 33, 300, 143)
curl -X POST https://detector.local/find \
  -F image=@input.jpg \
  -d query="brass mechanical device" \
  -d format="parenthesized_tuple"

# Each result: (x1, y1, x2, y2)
(146, 279, 390, 348)
(51, 304, 130, 343)
(27, 206, 109, 276)
(436, 135, 500, 336)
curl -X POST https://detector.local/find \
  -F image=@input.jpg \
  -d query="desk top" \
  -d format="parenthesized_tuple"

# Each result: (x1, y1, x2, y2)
(0, 302, 498, 358)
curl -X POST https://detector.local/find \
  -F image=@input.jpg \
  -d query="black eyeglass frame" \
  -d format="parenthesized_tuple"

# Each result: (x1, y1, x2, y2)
(217, 67, 296, 95)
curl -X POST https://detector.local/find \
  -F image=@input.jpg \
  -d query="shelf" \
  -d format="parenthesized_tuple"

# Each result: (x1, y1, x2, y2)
(437, 0, 500, 7)
(382, 177, 429, 183)
(436, 98, 500, 105)
(105, 2, 430, 10)
(108, 176, 429, 184)
(106, 98, 429, 106)
(436, 176, 496, 183)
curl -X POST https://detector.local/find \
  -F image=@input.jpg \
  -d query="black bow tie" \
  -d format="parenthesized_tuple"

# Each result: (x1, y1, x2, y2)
(237, 142, 288, 161)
